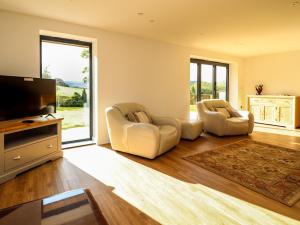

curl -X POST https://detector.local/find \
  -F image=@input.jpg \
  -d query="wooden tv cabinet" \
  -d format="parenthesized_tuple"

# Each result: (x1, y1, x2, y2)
(0, 117, 63, 184)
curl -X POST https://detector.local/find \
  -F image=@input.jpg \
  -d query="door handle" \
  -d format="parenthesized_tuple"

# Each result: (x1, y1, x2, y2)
(47, 144, 53, 148)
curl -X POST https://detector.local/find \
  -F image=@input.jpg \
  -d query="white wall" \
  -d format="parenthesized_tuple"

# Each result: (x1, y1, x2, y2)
(242, 50, 300, 108)
(0, 10, 243, 144)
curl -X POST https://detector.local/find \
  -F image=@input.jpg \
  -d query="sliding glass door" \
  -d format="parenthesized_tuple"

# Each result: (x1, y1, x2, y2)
(190, 59, 229, 118)
(40, 36, 93, 144)
(190, 59, 229, 101)
(216, 65, 228, 100)
(200, 64, 214, 100)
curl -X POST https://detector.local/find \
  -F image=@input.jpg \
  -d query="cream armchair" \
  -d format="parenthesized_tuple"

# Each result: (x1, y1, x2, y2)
(105, 103, 181, 159)
(197, 99, 254, 136)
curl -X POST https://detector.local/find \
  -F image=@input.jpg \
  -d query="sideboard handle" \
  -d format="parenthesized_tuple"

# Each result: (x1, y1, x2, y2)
(13, 156, 22, 160)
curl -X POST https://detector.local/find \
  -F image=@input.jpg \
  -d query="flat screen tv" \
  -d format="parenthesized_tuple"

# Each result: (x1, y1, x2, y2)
(0, 75, 56, 122)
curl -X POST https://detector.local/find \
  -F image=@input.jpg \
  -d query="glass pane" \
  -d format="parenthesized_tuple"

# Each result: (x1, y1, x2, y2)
(201, 64, 213, 100)
(41, 41, 91, 143)
(216, 66, 227, 100)
(190, 63, 197, 119)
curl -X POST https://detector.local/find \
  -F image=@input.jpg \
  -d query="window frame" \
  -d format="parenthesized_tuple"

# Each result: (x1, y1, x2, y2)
(190, 58, 229, 102)
(40, 35, 94, 144)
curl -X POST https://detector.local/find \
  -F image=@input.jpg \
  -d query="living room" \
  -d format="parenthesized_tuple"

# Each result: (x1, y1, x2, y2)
(0, 1, 299, 225)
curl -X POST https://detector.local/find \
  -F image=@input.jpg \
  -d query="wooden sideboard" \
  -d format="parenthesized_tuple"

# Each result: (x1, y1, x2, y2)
(0, 117, 63, 184)
(247, 95, 300, 129)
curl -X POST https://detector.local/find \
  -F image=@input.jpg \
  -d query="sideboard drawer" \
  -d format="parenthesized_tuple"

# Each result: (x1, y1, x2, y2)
(4, 137, 57, 171)
(250, 97, 277, 105)
(276, 99, 293, 107)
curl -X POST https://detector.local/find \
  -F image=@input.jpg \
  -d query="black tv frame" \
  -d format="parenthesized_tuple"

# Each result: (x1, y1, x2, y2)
(0, 75, 57, 122)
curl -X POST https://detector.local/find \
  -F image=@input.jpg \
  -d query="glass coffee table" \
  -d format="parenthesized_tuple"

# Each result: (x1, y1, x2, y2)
(0, 189, 108, 225)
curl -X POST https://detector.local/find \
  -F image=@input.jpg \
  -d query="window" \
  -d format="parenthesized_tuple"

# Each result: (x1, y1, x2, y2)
(40, 36, 93, 144)
(190, 59, 229, 119)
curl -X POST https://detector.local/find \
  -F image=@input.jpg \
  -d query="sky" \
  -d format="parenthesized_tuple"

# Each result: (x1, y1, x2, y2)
(190, 63, 227, 82)
(42, 42, 89, 82)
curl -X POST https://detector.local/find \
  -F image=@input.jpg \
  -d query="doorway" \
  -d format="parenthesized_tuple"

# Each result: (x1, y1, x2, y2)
(190, 59, 229, 119)
(40, 36, 93, 144)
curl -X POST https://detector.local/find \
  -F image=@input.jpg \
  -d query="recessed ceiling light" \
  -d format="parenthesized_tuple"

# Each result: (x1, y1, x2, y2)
(137, 12, 144, 16)
(149, 19, 155, 23)
(291, 1, 299, 6)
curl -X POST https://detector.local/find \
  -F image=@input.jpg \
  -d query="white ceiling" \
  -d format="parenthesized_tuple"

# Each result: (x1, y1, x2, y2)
(0, 0, 300, 57)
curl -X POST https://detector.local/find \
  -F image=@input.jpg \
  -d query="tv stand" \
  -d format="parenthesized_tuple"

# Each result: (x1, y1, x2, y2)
(44, 114, 56, 119)
(0, 117, 63, 184)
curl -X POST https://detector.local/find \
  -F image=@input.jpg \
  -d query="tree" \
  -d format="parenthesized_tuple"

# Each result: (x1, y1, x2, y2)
(55, 78, 69, 87)
(80, 49, 89, 59)
(80, 49, 90, 85)
(82, 89, 87, 103)
(82, 67, 89, 74)
(61, 92, 84, 107)
(82, 76, 88, 84)
(42, 65, 52, 79)
(190, 83, 197, 105)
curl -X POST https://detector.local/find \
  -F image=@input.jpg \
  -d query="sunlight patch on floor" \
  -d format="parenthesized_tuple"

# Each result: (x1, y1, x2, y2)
(64, 146, 300, 225)
(254, 124, 300, 137)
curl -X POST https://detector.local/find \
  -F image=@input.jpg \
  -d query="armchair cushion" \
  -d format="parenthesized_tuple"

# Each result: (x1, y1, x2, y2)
(225, 106, 241, 117)
(133, 111, 152, 123)
(126, 112, 137, 122)
(207, 106, 216, 111)
(215, 107, 230, 118)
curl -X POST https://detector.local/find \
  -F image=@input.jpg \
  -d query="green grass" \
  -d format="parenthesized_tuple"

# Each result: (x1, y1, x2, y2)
(57, 85, 88, 97)
(56, 85, 89, 130)
(57, 107, 84, 111)
(56, 107, 87, 130)
(190, 105, 197, 112)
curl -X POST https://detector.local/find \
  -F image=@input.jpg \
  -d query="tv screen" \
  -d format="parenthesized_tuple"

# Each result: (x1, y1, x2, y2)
(0, 75, 56, 121)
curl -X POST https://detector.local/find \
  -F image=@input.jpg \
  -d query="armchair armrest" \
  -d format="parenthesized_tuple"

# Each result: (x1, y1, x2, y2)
(124, 123, 160, 159)
(238, 110, 250, 118)
(151, 115, 181, 142)
(203, 111, 227, 136)
(151, 115, 181, 129)
(238, 110, 254, 133)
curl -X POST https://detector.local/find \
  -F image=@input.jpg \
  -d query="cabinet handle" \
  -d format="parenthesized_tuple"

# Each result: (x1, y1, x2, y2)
(13, 156, 22, 160)
(47, 144, 53, 148)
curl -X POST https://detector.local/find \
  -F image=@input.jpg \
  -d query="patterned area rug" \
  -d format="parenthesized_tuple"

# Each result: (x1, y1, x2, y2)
(184, 139, 300, 206)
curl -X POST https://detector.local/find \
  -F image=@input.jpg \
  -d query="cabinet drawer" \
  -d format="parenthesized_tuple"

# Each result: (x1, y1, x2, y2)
(4, 137, 57, 171)
(249, 97, 276, 105)
(249, 98, 261, 104)
(276, 99, 293, 107)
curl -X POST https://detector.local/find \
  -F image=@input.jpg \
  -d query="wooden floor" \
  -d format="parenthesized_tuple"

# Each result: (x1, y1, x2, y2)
(0, 128, 300, 225)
